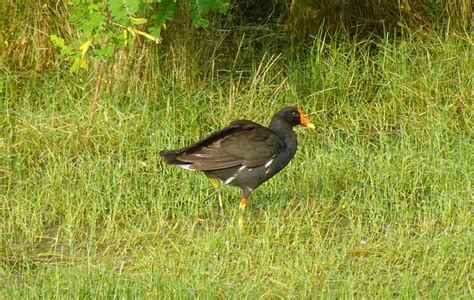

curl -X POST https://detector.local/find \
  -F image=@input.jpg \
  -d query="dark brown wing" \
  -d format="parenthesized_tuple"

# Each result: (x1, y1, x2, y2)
(174, 120, 283, 171)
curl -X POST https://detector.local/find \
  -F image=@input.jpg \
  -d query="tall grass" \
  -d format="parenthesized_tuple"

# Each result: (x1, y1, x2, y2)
(1, 0, 472, 72)
(0, 0, 72, 72)
(285, 0, 472, 38)
(1, 26, 472, 297)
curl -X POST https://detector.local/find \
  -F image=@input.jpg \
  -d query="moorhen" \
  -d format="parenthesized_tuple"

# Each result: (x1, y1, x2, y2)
(160, 106, 314, 215)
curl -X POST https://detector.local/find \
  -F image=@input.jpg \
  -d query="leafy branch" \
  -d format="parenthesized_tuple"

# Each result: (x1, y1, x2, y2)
(50, 0, 227, 137)
(51, 0, 228, 72)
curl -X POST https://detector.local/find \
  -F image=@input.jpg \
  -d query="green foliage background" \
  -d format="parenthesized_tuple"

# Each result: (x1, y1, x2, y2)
(1, 0, 473, 297)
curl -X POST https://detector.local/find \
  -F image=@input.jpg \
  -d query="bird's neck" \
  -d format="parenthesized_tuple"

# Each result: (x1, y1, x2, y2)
(269, 119, 297, 152)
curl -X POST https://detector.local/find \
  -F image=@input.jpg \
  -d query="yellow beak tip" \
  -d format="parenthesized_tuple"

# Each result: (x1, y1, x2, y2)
(306, 123, 315, 129)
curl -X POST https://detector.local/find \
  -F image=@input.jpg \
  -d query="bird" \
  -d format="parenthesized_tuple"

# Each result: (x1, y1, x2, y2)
(160, 106, 314, 221)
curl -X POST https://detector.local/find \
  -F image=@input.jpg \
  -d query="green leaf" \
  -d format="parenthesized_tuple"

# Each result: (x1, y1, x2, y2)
(149, 1, 178, 38)
(80, 9, 105, 33)
(188, 0, 229, 28)
(97, 43, 116, 59)
(127, 0, 141, 16)
(108, 0, 142, 24)
(108, 0, 129, 23)
(70, 57, 81, 73)
(50, 34, 75, 56)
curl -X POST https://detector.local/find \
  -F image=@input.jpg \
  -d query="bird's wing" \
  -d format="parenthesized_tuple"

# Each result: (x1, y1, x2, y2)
(176, 120, 284, 170)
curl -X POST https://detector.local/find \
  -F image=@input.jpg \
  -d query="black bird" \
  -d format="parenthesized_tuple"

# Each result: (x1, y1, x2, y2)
(160, 106, 314, 215)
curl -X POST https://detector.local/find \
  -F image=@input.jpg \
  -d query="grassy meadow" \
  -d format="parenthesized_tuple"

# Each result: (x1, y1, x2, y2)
(1, 29, 473, 297)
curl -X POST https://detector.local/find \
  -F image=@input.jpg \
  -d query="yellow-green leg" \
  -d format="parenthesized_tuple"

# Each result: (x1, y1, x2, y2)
(208, 177, 224, 215)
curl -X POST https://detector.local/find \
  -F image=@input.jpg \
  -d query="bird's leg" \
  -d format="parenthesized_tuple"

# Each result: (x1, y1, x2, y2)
(208, 177, 224, 215)
(238, 189, 251, 230)
(238, 198, 247, 230)
(239, 197, 248, 212)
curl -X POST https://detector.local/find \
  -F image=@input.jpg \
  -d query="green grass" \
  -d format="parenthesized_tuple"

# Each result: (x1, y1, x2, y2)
(1, 32, 473, 298)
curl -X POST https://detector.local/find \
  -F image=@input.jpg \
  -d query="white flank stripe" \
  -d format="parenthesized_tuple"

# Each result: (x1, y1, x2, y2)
(225, 176, 236, 184)
(238, 166, 246, 172)
(265, 169, 271, 174)
(177, 164, 195, 171)
(265, 159, 274, 168)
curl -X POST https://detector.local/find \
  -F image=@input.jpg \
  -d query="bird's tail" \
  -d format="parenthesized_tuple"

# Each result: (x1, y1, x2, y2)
(159, 150, 181, 165)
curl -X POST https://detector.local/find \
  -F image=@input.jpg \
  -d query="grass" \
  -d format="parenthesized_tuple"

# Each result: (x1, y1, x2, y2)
(1, 31, 473, 298)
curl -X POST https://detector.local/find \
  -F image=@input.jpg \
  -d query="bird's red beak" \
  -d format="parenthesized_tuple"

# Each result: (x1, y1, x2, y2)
(298, 109, 315, 129)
